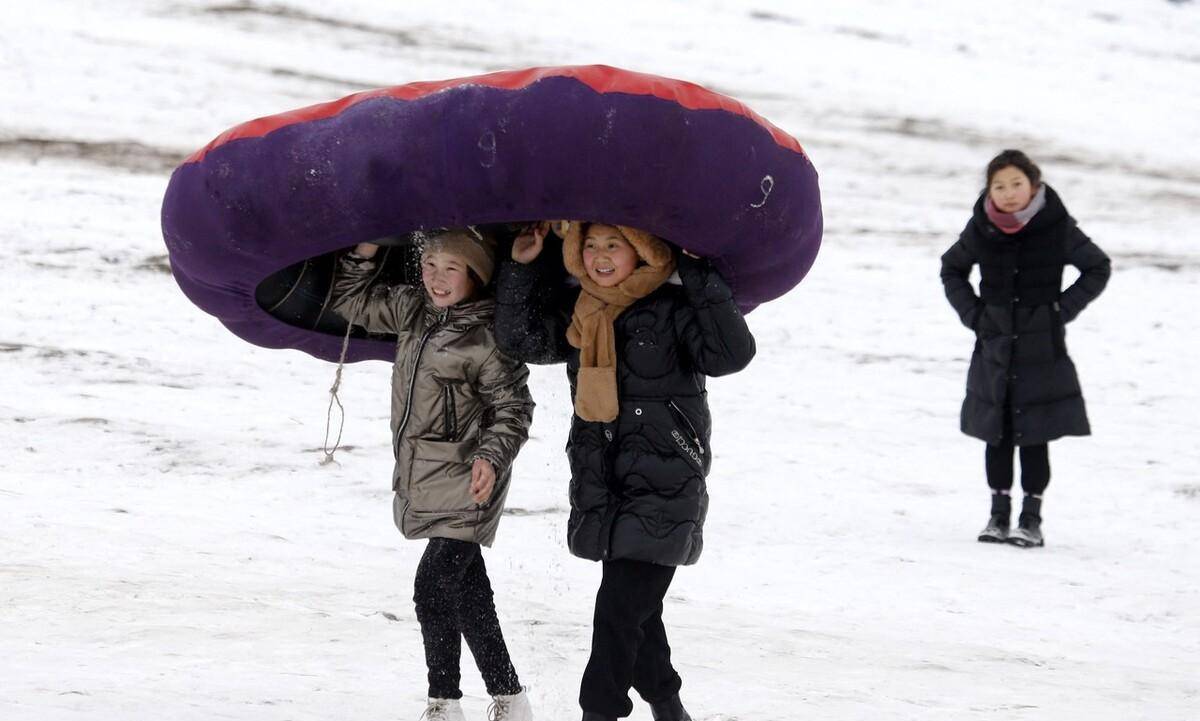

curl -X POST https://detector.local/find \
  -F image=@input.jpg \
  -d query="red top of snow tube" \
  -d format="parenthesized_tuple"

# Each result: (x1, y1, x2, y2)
(186, 65, 808, 163)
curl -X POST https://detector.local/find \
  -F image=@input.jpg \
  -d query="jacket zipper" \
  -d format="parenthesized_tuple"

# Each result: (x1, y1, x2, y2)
(667, 400, 705, 456)
(394, 308, 449, 455)
(601, 423, 615, 560)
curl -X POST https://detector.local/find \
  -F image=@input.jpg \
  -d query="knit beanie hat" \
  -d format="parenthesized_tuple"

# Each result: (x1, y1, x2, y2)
(420, 227, 496, 284)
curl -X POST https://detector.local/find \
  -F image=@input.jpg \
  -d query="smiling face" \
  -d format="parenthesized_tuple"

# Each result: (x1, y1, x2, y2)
(421, 250, 476, 308)
(988, 165, 1037, 213)
(581, 224, 639, 287)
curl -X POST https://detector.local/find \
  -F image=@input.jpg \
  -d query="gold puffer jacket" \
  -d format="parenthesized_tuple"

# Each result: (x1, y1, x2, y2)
(331, 255, 534, 547)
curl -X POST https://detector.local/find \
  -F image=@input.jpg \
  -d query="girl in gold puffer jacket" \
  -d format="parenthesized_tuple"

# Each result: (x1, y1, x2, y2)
(331, 228, 536, 721)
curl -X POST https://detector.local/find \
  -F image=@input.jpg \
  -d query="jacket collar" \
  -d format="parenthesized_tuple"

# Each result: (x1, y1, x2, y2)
(421, 294, 495, 330)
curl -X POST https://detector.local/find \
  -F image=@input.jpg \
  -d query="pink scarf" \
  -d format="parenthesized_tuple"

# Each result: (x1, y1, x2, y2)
(985, 185, 1046, 234)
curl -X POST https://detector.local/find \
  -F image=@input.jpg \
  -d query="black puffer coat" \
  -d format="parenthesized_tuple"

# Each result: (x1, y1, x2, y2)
(941, 185, 1110, 446)
(495, 250, 755, 566)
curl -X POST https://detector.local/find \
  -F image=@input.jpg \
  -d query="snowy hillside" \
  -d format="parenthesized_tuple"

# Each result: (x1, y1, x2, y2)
(2, 1, 1199, 720)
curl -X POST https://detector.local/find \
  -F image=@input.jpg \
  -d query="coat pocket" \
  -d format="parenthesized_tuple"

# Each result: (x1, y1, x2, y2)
(1050, 302, 1068, 359)
(666, 399, 710, 475)
(408, 438, 476, 512)
(441, 384, 458, 440)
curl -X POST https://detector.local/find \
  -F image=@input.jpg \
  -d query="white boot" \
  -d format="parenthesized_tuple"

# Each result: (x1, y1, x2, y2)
(487, 689, 533, 721)
(421, 698, 466, 721)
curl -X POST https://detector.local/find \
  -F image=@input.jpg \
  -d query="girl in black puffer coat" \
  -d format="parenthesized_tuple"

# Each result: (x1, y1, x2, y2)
(495, 221, 755, 721)
(941, 150, 1110, 548)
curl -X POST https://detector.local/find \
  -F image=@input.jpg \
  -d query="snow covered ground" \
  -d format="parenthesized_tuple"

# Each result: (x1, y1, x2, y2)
(2, 1, 1199, 719)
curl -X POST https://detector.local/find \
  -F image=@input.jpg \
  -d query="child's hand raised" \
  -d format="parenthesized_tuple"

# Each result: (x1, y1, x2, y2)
(511, 222, 549, 264)
(470, 458, 497, 504)
(351, 242, 379, 259)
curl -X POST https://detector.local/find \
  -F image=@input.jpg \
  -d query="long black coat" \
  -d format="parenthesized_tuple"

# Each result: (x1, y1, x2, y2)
(941, 185, 1110, 446)
(494, 250, 755, 566)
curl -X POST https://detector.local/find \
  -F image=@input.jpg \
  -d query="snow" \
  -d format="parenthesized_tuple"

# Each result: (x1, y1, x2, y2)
(2, 1, 1199, 719)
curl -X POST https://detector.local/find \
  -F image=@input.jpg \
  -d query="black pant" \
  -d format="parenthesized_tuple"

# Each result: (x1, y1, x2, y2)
(413, 538, 521, 699)
(985, 405, 1050, 495)
(580, 559, 683, 717)
(986, 437, 1050, 495)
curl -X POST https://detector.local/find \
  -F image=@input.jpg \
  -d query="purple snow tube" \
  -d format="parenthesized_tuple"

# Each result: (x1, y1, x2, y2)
(161, 65, 822, 362)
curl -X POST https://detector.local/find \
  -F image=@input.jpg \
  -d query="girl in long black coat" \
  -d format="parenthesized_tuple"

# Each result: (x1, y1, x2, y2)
(494, 221, 755, 721)
(941, 150, 1110, 548)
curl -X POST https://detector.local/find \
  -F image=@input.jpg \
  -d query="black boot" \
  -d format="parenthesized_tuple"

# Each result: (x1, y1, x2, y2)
(650, 695, 692, 721)
(582, 713, 618, 721)
(1008, 494, 1044, 547)
(977, 491, 1011, 543)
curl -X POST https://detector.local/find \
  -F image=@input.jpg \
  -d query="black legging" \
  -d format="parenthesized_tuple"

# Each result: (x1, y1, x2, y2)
(580, 559, 683, 716)
(986, 440, 1049, 494)
(413, 538, 521, 699)
(985, 403, 1051, 495)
